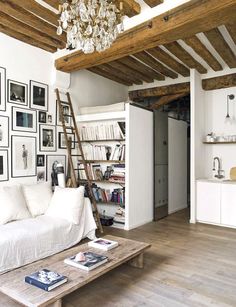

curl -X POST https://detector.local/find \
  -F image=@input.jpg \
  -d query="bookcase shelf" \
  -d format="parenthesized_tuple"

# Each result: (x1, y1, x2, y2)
(84, 160, 125, 163)
(97, 201, 125, 205)
(81, 139, 125, 143)
(80, 179, 125, 185)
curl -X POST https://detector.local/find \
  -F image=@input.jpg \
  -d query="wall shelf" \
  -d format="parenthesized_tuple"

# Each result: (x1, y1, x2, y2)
(203, 141, 236, 144)
(81, 139, 125, 143)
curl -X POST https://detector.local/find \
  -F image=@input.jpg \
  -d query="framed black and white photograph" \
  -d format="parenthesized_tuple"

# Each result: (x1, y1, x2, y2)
(38, 111, 47, 123)
(46, 154, 66, 181)
(0, 67, 6, 111)
(8, 80, 28, 106)
(0, 116, 9, 147)
(12, 107, 37, 133)
(30, 80, 48, 111)
(37, 167, 46, 183)
(39, 124, 56, 152)
(37, 154, 45, 167)
(58, 132, 75, 149)
(11, 135, 36, 178)
(56, 101, 71, 126)
(47, 113, 53, 124)
(0, 150, 9, 181)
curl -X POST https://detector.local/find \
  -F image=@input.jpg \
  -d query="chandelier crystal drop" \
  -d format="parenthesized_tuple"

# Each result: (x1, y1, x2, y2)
(57, 0, 124, 54)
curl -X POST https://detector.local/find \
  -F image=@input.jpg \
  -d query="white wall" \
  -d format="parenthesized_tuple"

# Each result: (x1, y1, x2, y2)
(168, 118, 187, 214)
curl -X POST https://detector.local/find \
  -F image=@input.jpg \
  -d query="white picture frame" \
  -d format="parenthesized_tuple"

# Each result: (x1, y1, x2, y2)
(0, 67, 6, 111)
(8, 79, 28, 106)
(39, 124, 56, 152)
(0, 150, 9, 181)
(0, 115, 9, 147)
(46, 154, 66, 181)
(12, 107, 37, 133)
(30, 80, 48, 111)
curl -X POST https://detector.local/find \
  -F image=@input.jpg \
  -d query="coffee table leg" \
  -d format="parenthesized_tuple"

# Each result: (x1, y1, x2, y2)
(128, 253, 144, 269)
(47, 299, 62, 307)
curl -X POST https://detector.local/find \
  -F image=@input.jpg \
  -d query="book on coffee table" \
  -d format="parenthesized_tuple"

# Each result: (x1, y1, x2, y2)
(64, 252, 108, 271)
(25, 269, 67, 291)
(88, 238, 119, 251)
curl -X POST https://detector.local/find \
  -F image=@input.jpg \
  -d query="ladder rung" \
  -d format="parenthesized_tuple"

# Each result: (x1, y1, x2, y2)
(74, 168, 85, 170)
(71, 141, 78, 143)
(63, 114, 73, 118)
(71, 154, 82, 156)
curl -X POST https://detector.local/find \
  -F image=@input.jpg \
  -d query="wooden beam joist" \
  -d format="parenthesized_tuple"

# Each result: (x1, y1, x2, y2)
(164, 41, 207, 74)
(202, 73, 236, 91)
(42, 0, 58, 10)
(133, 51, 178, 79)
(226, 22, 236, 45)
(55, 0, 236, 72)
(143, 0, 163, 9)
(105, 63, 143, 85)
(149, 92, 189, 109)
(147, 46, 190, 77)
(184, 36, 223, 71)
(204, 28, 236, 68)
(0, 23, 56, 52)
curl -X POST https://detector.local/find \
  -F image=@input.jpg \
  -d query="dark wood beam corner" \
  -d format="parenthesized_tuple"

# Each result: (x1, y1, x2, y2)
(149, 92, 189, 109)
(202, 73, 236, 91)
(143, 0, 163, 8)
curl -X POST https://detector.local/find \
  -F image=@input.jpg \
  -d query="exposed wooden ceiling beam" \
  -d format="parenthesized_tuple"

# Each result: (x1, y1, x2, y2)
(55, 0, 236, 72)
(183, 36, 223, 71)
(164, 41, 207, 74)
(42, 0, 58, 10)
(204, 28, 236, 68)
(0, 11, 61, 49)
(225, 22, 236, 45)
(149, 92, 189, 109)
(147, 46, 190, 77)
(133, 51, 178, 79)
(202, 73, 236, 91)
(143, 0, 163, 9)
(118, 56, 165, 81)
(105, 63, 143, 85)
(0, 23, 56, 52)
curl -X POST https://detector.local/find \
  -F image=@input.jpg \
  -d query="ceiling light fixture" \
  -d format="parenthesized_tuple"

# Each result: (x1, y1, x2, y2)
(57, 0, 124, 54)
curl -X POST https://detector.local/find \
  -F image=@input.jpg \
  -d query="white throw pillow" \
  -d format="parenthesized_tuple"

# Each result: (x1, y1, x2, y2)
(22, 181, 53, 217)
(46, 186, 85, 224)
(0, 185, 31, 225)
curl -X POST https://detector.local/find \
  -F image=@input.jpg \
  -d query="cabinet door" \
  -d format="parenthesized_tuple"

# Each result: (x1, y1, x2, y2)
(197, 182, 221, 224)
(221, 184, 236, 227)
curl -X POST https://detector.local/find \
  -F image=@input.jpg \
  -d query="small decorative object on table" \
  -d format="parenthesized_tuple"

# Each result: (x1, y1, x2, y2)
(88, 238, 118, 251)
(64, 252, 108, 271)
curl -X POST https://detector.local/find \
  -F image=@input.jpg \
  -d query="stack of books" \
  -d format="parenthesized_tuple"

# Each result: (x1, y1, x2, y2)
(113, 206, 125, 228)
(91, 184, 125, 204)
(109, 164, 125, 183)
(80, 122, 125, 141)
(64, 252, 108, 271)
(88, 238, 119, 250)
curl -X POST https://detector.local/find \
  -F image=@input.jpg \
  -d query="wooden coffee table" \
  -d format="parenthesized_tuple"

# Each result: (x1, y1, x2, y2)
(0, 235, 150, 307)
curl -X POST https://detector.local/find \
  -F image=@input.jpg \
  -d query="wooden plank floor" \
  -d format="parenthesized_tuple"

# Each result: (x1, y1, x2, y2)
(1, 209, 236, 307)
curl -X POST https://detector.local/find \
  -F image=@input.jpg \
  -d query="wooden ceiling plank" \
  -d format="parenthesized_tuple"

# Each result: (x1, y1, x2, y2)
(0, 0, 66, 44)
(143, 0, 163, 9)
(55, 0, 236, 72)
(0, 23, 56, 52)
(204, 28, 236, 68)
(105, 63, 143, 85)
(88, 67, 132, 86)
(150, 92, 189, 109)
(184, 35, 223, 71)
(202, 73, 236, 90)
(133, 51, 178, 79)
(42, 0, 58, 10)
(225, 22, 236, 45)
(0, 11, 61, 49)
(147, 46, 190, 77)
(164, 41, 207, 74)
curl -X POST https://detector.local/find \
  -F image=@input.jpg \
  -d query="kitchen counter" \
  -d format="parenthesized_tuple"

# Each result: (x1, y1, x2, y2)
(197, 178, 236, 184)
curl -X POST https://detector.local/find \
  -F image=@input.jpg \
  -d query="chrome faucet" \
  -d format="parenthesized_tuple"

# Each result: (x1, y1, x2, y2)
(213, 157, 224, 179)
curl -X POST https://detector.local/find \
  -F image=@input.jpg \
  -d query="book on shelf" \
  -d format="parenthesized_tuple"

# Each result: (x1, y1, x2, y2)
(25, 269, 67, 291)
(88, 238, 119, 251)
(117, 122, 126, 138)
(91, 183, 125, 204)
(113, 206, 125, 225)
(81, 144, 125, 161)
(64, 252, 108, 271)
(80, 123, 125, 141)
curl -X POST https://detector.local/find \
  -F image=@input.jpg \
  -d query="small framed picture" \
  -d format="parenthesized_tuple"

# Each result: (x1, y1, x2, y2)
(46, 154, 66, 181)
(0, 116, 9, 147)
(37, 167, 46, 183)
(38, 111, 47, 123)
(39, 124, 56, 152)
(0, 150, 9, 181)
(30, 80, 48, 111)
(8, 79, 28, 106)
(0, 67, 6, 111)
(12, 107, 37, 133)
(37, 154, 45, 167)
(11, 135, 36, 178)
(56, 101, 71, 126)
(47, 113, 53, 124)
(58, 132, 75, 149)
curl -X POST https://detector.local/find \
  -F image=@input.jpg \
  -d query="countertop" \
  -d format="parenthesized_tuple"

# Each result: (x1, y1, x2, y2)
(197, 179, 236, 184)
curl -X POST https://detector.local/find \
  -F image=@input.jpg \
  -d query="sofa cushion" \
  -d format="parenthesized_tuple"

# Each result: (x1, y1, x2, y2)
(0, 185, 31, 225)
(22, 181, 53, 217)
(46, 186, 85, 224)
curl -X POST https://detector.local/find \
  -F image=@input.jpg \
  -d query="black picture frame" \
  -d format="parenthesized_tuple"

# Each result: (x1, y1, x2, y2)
(46, 154, 66, 181)
(58, 132, 75, 149)
(0, 115, 9, 148)
(0, 66, 6, 112)
(37, 154, 45, 167)
(38, 111, 47, 123)
(12, 106, 37, 133)
(0, 149, 9, 181)
(30, 80, 48, 111)
(56, 100, 71, 126)
(7, 79, 28, 106)
(39, 124, 57, 152)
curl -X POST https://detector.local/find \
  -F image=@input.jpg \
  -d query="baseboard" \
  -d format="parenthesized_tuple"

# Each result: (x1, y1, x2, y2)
(168, 205, 187, 215)
(125, 218, 153, 230)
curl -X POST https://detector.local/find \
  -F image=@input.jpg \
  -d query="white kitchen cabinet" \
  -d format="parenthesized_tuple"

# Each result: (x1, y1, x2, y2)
(196, 181, 221, 224)
(221, 184, 236, 227)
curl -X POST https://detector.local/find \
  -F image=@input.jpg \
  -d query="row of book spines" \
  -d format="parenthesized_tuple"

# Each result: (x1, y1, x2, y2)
(92, 188, 125, 204)
(80, 124, 123, 141)
(81, 144, 125, 161)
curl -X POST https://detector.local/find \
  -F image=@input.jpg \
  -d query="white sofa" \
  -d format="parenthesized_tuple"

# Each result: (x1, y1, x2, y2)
(0, 183, 97, 274)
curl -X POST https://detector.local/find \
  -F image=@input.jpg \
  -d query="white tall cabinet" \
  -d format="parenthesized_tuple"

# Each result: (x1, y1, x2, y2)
(77, 104, 154, 230)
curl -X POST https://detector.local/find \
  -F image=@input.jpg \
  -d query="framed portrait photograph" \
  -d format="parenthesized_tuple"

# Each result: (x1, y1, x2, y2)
(8, 79, 28, 106)
(47, 113, 53, 124)
(37, 154, 45, 167)
(39, 124, 56, 152)
(12, 107, 37, 133)
(30, 80, 48, 111)
(46, 154, 66, 181)
(37, 166, 46, 183)
(38, 111, 47, 123)
(0, 150, 9, 181)
(56, 101, 71, 126)
(11, 135, 36, 178)
(58, 132, 75, 149)
(0, 67, 6, 111)
(0, 115, 9, 147)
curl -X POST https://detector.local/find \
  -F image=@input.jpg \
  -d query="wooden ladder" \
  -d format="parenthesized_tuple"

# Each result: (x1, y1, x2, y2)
(55, 89, 103, 233)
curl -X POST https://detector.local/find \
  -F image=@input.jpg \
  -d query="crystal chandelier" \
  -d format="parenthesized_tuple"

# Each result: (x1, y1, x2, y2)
(57, 0, 124, 54)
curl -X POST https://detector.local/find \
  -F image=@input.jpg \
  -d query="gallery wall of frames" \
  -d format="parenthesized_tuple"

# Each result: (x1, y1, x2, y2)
(0, 65, 70, 185)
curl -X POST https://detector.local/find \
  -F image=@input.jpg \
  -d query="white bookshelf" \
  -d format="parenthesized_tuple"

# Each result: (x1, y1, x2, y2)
(77, 104, 153, 230)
